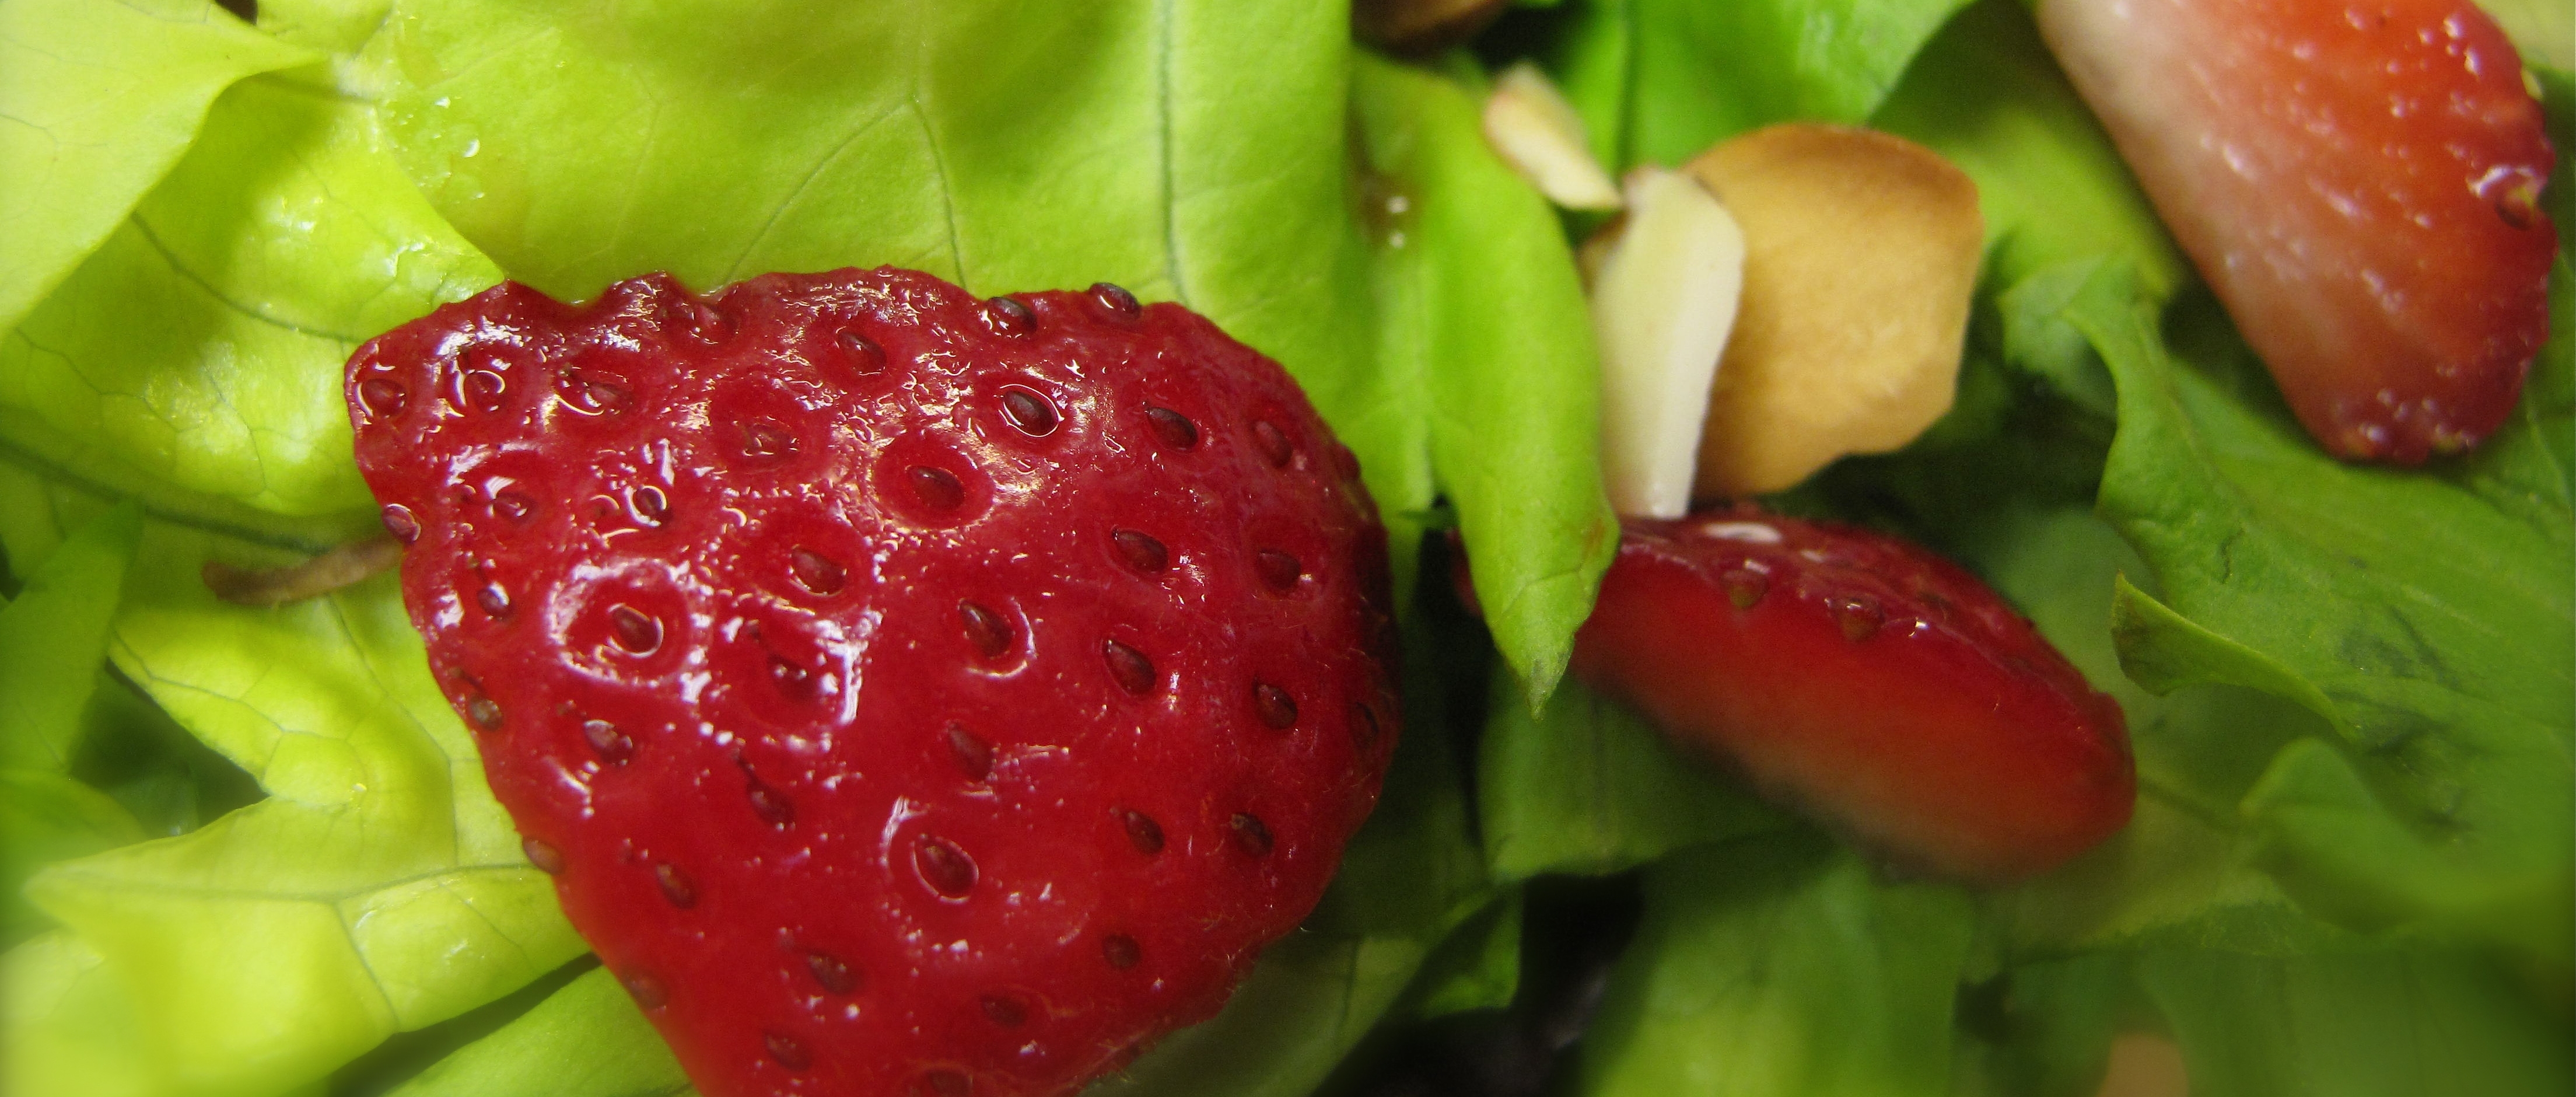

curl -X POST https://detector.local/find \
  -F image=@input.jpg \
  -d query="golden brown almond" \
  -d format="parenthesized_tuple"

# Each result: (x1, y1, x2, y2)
(1685, 123, 1983, 498)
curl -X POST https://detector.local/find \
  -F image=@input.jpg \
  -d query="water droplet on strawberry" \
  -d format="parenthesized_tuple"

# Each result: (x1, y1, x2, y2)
(654, 862, 697, 908)
(1145, 406, 1198, 450)
(1103, 640, 1155, 696)
(1255, 550, 1301, 592)
(1253, 683, 1297, 729)
(984, 295, 1036, 336)
(1089, 281, 1141, 321)
(804, 951, 860, 995)
(1230, 813, 1273, 857)
(1251, 420, 1293, 467)
(762, 1031, 811, 1072)
(915, 836, 977, 898)
(946, 725, 993, 781)
(1111, 529, 1168, 572)
(522, 836, 565, 875)
(1000, 386, 1059, 436)
(789, 547, 845, 595)
(380, 504, 420, 543)
(1120, 809, 1164, 855)
(958, 602, 1012, 659)
(582, 718, 634, 764)
(1101, 934, 1141, 970)
(357, 377, 407, 419)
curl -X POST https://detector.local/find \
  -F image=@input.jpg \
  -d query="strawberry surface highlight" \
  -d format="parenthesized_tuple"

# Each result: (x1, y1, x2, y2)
(344, 267, 1398, 1097)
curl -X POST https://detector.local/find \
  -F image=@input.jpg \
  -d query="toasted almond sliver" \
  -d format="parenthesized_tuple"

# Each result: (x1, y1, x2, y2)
(1686, 123, 1985, 498)
(1588, 166, 1748, 519)
(1482, 62, 1623, 211)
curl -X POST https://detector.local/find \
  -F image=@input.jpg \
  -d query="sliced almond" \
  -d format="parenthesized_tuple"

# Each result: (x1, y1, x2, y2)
(1588, 166, 1748, 519)
(1352, 0, 1507, 54)
(1482, 62, 1622, 211)
(1685, 123, 1985, 498)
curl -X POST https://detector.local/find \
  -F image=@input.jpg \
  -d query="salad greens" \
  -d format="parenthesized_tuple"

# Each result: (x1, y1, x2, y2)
(0, 0, 2567, 1095)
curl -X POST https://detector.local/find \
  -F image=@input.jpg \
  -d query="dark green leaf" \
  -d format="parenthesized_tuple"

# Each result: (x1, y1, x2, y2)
(1578, 834, 1978, 1096)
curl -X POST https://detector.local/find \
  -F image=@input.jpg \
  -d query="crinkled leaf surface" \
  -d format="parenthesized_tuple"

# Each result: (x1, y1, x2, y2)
(1349, 53, 1615, 704)
(23, 501, 580, 1097)
(0, 0, 311, 333)
(1619, 0, 1973, 166)
(2078, 261, 2575, 962)
(1, 69, 498, 531)
(1578, 834, 1978, 1097)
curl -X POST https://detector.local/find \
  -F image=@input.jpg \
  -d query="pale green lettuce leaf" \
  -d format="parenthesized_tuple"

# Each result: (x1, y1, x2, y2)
(1349, 53, 1616, 704)
(1578, 834, 1978, 1097)
(22, 502, 580, 1097)
(1620, 0, 1973, 166)
(382, 967, 690, 1097)
(1, 771, 143, 944)
(0, 504, 141, 771)
(1476, 669, 1784, 883)
(3, 932, 156, 1097)
(0, 0, 311, 333)
(2138, 949, 2572, 1097)
(0, 69, 499, 531)
(2075, 261, 2574, 963)
(1872, 0, 2183, 304)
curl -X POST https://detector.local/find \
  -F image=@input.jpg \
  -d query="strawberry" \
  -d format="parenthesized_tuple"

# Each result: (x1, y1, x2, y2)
(1566, 510, 2133, 882)
(2038, 0, 2557, 463)
(344, 268, 1398, 1097)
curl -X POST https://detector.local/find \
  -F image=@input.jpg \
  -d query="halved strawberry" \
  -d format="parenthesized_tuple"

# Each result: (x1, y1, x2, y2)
(346, 268, 1397, 1097)
(2041, 0, 2556, 462)
(1568, 510, 2133, 882)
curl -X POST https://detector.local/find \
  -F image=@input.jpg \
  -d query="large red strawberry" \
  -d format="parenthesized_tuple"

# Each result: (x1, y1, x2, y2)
(2039, 0, 2557, 463)
(1567, 510, 2133, 882)
(345, 268, 1398, 1097)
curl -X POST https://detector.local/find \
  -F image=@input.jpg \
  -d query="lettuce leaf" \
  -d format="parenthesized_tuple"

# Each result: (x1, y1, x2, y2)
(17, 493, 580, 1097)
(1578, 834, 1978, 1096)
(1, 66, 498, 533)
(2071, 261, 2575, 964)
(1348, 53, 1616, 703)
(1871, 0, 2183, 304)
(0, 504, 139, 772)
(1476, 669, 1785, 883)
(2138, 948, 2573, 1097)
(0, 0, 311, 334)
(2, 932, 158, 1097)
(1619, 0, 1973, 166)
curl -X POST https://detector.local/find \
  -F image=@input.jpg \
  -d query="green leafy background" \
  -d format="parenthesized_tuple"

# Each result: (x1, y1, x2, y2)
(2, 0, 2568, 1094)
